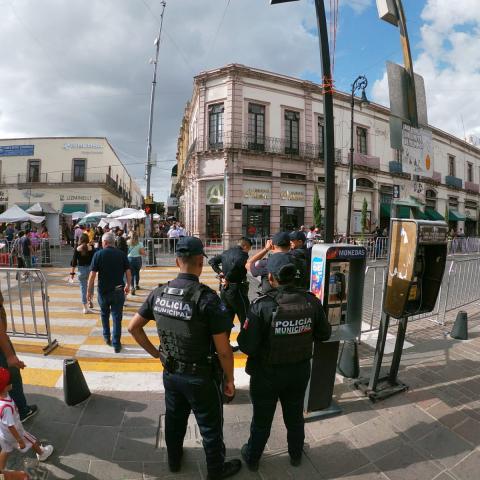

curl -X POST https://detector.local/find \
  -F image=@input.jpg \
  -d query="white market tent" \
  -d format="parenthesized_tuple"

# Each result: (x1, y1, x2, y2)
(84, 211, 108, 219)
(98, 218, 124, 229)
(107, 207, 139, 218)
(0, 205, 45, 224)
(26, 203, 60, 244)
(26, 203, 57, 214)
(69, 211, 86, 220)
(114, 210, 146, 221)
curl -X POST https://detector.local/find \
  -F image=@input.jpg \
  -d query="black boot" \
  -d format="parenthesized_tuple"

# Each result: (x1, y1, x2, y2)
(241, 444, 259, 472)
(207, 459, 242, 479)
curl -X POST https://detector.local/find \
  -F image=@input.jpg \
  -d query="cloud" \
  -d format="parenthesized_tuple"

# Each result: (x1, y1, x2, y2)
(0, 0, 369, 202)
(372, 0, 480, 140)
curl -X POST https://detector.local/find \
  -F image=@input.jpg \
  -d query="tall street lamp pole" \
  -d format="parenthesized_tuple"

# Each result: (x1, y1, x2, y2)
(145, 0, 167, 237)
(271, 0, 335, 242)
(346, 76, 368, 238)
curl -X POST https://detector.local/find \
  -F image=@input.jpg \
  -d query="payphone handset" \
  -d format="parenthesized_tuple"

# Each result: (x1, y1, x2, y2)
(326, 262, 349, 326)
(384, 220, 447, 319)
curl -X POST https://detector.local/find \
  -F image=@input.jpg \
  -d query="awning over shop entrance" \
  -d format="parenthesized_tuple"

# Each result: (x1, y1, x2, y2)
(424, 208, 444, 221)
(449, 210, 465, 222)
(380, 203, 391, 218)
(62, 204, 87, 214)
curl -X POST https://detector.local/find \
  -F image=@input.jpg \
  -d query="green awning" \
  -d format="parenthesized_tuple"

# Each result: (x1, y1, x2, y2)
(397, 206, 411, 219)
(62, 204, 87, 214)
(380, 203, 391, 218)
(413, 208, 428, 220)
(449, 210, 466, 221)
(424, 208, 444, 221)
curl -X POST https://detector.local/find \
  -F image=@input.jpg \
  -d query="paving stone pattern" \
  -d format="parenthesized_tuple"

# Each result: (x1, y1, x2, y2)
(6, 308, 480, 479)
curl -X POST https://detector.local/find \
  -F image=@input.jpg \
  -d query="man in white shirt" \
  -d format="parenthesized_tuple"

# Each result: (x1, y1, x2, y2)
(167, 225, 180, 253)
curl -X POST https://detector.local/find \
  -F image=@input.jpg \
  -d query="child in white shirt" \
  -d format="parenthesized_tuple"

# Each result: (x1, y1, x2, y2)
(0, 368, 53, 470)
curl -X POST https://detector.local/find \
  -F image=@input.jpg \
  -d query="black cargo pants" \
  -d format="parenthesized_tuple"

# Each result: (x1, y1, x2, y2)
(163, 370, 225, 476)
(244, 360, 311, 462)
(220, 283, 249, 328)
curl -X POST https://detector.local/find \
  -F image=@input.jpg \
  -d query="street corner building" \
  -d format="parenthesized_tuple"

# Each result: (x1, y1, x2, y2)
(170, 64, 480, 241)
(0, 137, 143, 220)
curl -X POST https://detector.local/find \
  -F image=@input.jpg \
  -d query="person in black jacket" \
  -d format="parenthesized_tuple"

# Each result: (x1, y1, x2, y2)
(290, 230, 311, 290)
(208, 238, 252, 332)
(238, 253, 331, 471)
(115, 228, 128, 255)
(128, 236, 241, 480)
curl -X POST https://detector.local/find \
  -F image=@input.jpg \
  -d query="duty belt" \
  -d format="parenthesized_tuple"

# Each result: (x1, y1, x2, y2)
(160, 351, 213, 376)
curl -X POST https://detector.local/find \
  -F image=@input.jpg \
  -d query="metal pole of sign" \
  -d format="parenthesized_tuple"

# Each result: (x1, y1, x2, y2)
(270, 0, 335, 242)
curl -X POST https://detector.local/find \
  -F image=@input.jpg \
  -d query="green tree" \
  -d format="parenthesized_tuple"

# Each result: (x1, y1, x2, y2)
(313, 186, 322, 227)
(361, 198, 368, 237)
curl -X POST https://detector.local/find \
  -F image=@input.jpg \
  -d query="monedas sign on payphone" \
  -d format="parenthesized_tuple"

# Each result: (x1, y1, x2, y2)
(355, 219, 448, 401)
(304, 244, 366, 417)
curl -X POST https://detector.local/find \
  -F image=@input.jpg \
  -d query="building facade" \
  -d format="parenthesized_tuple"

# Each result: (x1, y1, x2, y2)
(0, 137, 143, 214)
(173, 64, 480, 241)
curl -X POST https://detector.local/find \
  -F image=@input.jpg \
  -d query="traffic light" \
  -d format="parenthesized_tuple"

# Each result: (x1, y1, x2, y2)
(145, 206, 151, 215)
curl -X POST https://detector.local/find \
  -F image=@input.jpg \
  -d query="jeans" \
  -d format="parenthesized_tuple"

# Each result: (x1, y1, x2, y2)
(245, 361, 310, 462)
(78, 265, 91, 304)
(128, 257, 142, 288)
(0, 340, 28, 416)
(97, 289, 125, 347)
(163, 371, 225, 476)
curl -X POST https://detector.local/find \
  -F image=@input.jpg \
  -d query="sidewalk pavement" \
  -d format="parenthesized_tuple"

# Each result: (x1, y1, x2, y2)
(7, 312, 480, 479)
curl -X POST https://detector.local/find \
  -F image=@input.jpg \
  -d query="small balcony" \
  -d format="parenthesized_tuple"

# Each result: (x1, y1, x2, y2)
(465, 181, 479, 193)
(17, 173, 49, 185)
(432, 171, 442, 183)
(353, 152, 380, 170)
(389, 161, 403, 174)
(445, 175, 462, 189)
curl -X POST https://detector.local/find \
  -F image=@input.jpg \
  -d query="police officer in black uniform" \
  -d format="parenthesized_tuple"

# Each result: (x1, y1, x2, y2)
(128, 236, 241, 480)
(238, 253, 331, 471)
(208, 238, 252, 329)
(290, 230, 311, 290)
(247, 232, 307, 293)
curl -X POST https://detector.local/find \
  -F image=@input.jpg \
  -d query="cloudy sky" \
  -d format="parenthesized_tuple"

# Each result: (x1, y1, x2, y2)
(0, 0, 478, 202)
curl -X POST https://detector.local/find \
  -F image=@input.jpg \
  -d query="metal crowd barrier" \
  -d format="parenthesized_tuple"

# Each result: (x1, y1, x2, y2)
(360, 256, 480, 333)
(0, 267, 58, 354)
(141, 236, 269, 266)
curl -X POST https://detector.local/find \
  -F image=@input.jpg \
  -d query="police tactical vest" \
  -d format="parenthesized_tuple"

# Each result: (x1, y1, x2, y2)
(263, 290, 315, 365)
(153, 283, 212, 364)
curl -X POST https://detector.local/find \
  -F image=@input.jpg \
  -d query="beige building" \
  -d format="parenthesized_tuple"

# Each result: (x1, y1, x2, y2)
(0, 137, 143, 215)
(173, 64, 480, 241)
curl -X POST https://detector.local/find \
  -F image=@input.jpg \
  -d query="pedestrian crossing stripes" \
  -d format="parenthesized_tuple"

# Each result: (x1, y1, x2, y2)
(11, 266, 247, 392)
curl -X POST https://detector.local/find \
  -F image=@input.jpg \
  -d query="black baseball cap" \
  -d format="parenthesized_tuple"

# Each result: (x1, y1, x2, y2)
(272, 232, 291, 247)
(267, 253, 297, 282)
(290, 231, 307, 243)
(176, 236, 207, 257)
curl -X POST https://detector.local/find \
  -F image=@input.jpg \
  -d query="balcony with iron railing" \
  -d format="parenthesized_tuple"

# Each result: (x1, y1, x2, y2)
(2, 172, 129, 199)
(465, 181, 479, 193)
(445, 175, 463, 189)
(352, 152, 380, 170)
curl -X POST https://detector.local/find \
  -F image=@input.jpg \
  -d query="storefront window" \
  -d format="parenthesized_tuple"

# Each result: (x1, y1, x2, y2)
(280, 206, 304, 231)
(242, 205, 270, 239)
(206, 205, 223, 240)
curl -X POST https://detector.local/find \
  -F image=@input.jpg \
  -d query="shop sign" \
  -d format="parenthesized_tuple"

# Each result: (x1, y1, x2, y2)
(0, 191, 8, 201)
(243, 181, 271, 206)
(280, 184, 305, 207)
(402, 125, 433, 178)
(60, 194, 92, 201)
(206, 181, 224, 205)
(0, 145, 34, 157)
(63, 143, 103, 150)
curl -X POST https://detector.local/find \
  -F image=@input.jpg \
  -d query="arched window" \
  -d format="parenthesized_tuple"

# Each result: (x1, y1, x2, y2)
(355, 177, 374, 189)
